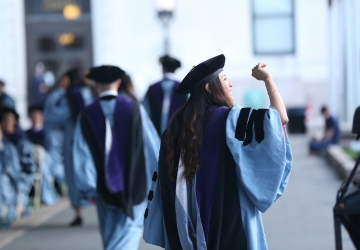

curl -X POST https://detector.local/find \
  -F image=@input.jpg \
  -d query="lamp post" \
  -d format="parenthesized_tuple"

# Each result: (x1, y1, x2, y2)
(155, 0, 175, 54)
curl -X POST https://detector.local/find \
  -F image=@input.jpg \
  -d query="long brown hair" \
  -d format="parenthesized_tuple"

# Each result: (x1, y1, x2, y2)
(165, 74, 234, 181)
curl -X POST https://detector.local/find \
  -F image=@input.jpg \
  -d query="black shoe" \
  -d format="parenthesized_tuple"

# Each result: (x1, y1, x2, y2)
(69, 217, 83, 227)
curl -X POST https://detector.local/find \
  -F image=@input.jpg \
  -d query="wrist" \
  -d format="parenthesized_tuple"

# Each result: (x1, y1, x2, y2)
(263, 75, 273, 84)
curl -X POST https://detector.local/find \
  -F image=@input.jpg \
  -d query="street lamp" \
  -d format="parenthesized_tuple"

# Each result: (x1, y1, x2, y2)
(155, 0, 175, 54)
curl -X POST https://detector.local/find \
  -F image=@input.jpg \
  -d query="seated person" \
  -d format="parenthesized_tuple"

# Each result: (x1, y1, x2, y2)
(310, 106, 341, 153)
(0, 124, 21, 227)
(0, 107, 36, 216)
(26, 105, 65, 205)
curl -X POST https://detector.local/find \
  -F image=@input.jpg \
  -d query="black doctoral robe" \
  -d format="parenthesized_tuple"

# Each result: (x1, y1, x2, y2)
(79, 95, 147, 219)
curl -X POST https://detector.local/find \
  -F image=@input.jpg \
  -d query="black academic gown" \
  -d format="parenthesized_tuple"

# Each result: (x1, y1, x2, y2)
(79, 95, 147, 219)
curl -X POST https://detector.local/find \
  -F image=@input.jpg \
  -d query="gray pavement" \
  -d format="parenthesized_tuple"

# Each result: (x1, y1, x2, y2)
(0, 135, 357, 250)
(262, 135, 355, 250)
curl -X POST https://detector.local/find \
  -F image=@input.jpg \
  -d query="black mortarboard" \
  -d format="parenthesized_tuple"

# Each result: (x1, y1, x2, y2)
(64, 68, 79, 80)
(0, 107, 19, 121)
(28, 105, 43, 115)
(159, 55, 181, 72)
(62, 68, 83, 87)
(85, 65, 126, 84)
(176, 54, 225, 95)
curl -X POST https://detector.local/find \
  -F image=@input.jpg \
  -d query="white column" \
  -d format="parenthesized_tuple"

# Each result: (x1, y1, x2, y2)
(354, 0, 360, 111)
(329, 0, 337, 117)
(345, 0, 353, 123)
(0, 0, 27, 126)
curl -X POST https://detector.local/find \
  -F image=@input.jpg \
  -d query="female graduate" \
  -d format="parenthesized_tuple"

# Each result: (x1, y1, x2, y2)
(43, 68, 95, 226)
(143, 54, 292, 250)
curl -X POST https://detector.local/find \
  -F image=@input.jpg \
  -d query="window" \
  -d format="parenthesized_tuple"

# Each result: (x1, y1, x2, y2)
(252, 0, 295, 55)
(38, 37, 56, 52)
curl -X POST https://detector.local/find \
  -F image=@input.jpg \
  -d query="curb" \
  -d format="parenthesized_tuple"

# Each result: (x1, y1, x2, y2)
(325, 145, 356, 179)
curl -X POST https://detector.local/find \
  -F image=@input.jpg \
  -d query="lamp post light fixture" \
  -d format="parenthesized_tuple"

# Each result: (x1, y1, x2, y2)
(155, 0, 175, 54)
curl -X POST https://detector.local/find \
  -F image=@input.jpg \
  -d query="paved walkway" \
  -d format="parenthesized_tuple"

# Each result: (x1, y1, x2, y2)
(0, 135, 356, 250)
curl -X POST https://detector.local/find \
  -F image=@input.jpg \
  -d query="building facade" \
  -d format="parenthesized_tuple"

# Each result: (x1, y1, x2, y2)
(0, 0, 345, 127)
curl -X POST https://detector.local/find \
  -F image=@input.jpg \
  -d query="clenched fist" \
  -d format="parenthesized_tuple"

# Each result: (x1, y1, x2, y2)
(251, 62, 271, 81)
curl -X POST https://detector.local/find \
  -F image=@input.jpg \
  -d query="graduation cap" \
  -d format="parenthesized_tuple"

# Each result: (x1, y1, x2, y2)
(85, 65, 126, 84)
(176, 54, 225, 95)
(28, 105, 43, 115)
(0, 107, 19, 121)
(64, 68, 79, 80)
(159, 55, 181, 72)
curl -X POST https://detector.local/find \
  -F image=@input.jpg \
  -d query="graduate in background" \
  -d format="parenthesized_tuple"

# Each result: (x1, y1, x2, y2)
(0, 80, 15, 110)
(143, 55, 188, 136)
(0, 108, 36, 216)
(143, 55, 292, 250)
(26, 105, 64, 205)
(43, 68, 95, 226)
(73, 66, 159, 250)
(0, 123, 21, 227)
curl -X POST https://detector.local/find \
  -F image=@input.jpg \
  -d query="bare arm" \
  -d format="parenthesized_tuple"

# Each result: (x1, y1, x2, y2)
(251, 63, 289, 125)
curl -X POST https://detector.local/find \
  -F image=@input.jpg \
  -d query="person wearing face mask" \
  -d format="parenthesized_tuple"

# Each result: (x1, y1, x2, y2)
(143, 55, 188, 136)
(143, 55, 292, 250)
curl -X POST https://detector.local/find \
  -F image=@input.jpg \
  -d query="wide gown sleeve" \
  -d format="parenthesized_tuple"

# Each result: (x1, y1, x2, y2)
(43, 88, 72, 128)
(142, 91, 152, 119)
(72, 116, 97, 199)
(139, 104, 160, 187)
(226, 104, 292, 213)
(4, 142, 22, 190)
(143, 142, 171, 249)
(44, 129, 64, 166)
(17, 139, 37, 174)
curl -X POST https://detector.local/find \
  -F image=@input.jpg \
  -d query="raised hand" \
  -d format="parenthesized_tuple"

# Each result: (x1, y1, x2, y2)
(251, 62, 271, 81)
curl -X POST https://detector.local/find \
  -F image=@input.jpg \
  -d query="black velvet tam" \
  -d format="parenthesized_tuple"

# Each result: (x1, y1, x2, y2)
(64, 68, 79, 80)
(176, 54, 225, 95)
(159, 55, 181, 72)
(85, 65, 126, 84)
(0, 107, 19, 121)
(28, 105, 43, 115)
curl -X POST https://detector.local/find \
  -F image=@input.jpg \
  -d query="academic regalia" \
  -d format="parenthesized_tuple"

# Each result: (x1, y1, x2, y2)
(143, 56, 187, 136)
(144, 54, 293, 250)
(73, 65, 160, 249)
(145, 105, 292, 250)
(4, 128, 37, 207)
(0, 139, 21, 221)
(26, 126, 64, 205)
(43, 85, 94, 208)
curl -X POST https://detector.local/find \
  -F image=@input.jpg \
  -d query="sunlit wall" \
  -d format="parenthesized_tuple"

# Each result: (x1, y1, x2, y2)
(0, 0, 347, 127)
